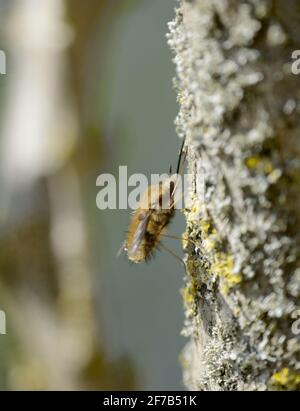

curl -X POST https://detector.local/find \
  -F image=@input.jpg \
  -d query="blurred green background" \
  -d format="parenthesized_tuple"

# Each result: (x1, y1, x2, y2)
(0, 0, 185, 390)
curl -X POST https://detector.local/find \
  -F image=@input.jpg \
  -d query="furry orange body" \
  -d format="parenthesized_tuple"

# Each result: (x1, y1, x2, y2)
(121, 137, 186, 263)
(124, 182, 176, 262)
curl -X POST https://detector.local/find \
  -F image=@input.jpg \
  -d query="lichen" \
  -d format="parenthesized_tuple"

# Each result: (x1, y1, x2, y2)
(270, 368, 300, 391)
(211, 253, 242, 294)
(168, 0, 300, 391)
(181, 277, 199, 317)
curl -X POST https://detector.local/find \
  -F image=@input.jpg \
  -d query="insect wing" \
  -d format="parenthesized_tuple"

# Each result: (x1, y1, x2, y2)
(129, 211, 151, 255)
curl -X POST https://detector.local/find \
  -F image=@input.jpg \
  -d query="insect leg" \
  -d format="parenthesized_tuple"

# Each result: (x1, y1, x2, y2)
(158, 242, 185, 266)
(160, 233, 198, 249)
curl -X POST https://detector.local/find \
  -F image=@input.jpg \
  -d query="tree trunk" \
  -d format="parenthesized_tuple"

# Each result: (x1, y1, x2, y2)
(168, 0, 300, 391)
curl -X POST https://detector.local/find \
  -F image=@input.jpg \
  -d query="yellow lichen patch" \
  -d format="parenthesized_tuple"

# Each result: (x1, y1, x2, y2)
(202, 225, 219, 253)
(177, 91, 185, 105)
(263, 160, 274, 175)
(181, 277, 198, 317)
(245, 155, 261, 169)
(182, 233, 189, 249)
(192, 204, 199, 214)
(245, 156, 274, 175)
(270, 368, 300, 390)
(199, 218, 212, 236)
(184, 199, 199, 225)
(186, 200, 201, 222)
(211, 253, 242, 294)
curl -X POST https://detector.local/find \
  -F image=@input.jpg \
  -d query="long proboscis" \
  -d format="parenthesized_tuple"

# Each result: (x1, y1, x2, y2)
(176, 136, 187, 175)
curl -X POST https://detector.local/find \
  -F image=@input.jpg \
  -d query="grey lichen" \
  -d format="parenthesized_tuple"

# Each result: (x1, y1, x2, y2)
(168, 0, 300, 391)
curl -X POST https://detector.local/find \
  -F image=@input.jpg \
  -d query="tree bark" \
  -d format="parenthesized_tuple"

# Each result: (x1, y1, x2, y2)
(168, 0, 300, 391)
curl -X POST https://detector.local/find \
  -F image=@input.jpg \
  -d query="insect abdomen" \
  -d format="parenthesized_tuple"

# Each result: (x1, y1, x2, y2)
(128, 208, 174, 263)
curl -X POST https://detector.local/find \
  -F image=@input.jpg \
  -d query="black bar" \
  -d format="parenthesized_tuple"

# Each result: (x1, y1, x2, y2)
(0, 390, 293, 408)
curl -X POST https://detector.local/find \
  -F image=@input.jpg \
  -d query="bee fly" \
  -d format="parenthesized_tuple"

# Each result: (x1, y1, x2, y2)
(120, 138, 186, 263)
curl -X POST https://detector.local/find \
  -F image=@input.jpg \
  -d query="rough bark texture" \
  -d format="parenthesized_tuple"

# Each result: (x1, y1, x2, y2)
(168, 0, 300, 391)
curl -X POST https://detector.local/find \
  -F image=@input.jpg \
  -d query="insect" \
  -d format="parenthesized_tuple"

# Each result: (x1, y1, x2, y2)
(121, 138, 186, 263)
